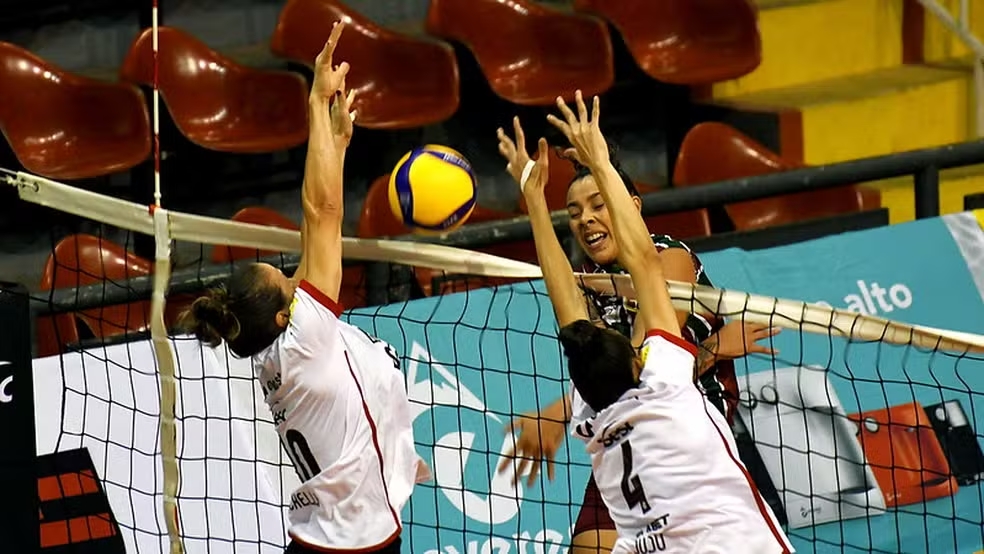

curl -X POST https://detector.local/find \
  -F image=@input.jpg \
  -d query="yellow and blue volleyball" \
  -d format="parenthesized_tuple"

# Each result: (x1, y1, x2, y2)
(388, 144, 477, 233)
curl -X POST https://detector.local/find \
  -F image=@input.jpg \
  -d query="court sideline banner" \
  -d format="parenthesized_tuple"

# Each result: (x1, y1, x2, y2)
(29, 213, 984, 554)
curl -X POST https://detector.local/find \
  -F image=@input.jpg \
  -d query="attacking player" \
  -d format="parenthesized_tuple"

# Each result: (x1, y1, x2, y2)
(179, 22, 428, 554)
(515, 90, 793, 553)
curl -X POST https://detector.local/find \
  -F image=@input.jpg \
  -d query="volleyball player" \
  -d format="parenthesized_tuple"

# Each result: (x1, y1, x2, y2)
(515, 90, 793, 553)
(496, 104, 778, 552)
(180, 22, 427, 554)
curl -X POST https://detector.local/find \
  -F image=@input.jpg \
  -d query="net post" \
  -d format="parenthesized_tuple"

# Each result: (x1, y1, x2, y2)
(0, 282, 39, 553)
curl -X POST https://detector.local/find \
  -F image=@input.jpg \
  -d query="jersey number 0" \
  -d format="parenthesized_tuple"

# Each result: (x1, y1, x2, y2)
(621, 440, 651, 513)
(285, 429, 321, 482)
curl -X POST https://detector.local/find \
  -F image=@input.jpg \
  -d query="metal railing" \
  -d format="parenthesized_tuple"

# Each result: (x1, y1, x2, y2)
(916, 0, 984, 138)
(36, 137, 984, 315)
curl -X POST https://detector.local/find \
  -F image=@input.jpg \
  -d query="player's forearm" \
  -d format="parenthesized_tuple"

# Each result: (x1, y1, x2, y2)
(589, 162, 654, 269)
(696, 333, 720, 375)
(526, 193, 586, 327)
(301, 98, 345, 220)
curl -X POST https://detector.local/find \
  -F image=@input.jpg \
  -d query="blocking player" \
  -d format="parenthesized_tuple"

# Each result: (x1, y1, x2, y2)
(496, 105, 778, 552)
(180, 22, 428, 554)
(513, 90, 793, 553)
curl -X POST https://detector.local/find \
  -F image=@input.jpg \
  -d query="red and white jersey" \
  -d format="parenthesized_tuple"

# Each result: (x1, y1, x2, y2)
(253, 280, 429, 550)
(570, 330, 794, 554)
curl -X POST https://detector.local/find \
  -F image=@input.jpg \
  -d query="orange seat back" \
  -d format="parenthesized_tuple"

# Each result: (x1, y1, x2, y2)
(212, 207, 300, 264)
(121, 27, 308, 152)
(0, 41, 150, 179)
(38, 235, 153, 357)
(674, 122, 873, 231)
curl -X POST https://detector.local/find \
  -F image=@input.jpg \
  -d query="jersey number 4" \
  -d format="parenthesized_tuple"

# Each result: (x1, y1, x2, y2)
(620, 440, 651, 514)
(285, 430, 322, 482)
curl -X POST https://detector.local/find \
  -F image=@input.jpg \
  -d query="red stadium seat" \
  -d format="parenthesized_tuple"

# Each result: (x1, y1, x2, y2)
(573, 0, 761, 85)
(521, 149, 711, 240)
(673, 122, 881, 231)
(212, 206, 366, 310)
(271, 0, 460, 129)
(0, 41, 151, 180)
(425, 0, 614, 105)
(211, 206, 300, 263)
(850, 403, 958, 507)
(37, 235, 156, 357)
(120, 27, 308, 153)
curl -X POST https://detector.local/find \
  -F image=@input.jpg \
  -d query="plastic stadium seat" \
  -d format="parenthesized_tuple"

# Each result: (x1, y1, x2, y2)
(520, 149, 711, 240)
(37, 235, 154, 357)
(211, 206, 300, 264)
(271, 0, 460, 129)
(673, 122, 881, 231)
(573, 0, 761, 85)
(212, 206, 365, 310)
(120, 27, 308, 153)
(0, 41, 151, 180)
(425, 0, 615, 105)
(850, 403, 958, 507)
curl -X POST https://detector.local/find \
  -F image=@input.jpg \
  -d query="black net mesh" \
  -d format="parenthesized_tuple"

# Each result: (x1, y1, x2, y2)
(14, 221, 984, 554)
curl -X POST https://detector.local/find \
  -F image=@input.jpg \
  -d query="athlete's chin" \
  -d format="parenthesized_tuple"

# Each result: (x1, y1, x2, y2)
(585, 243, 617, 267)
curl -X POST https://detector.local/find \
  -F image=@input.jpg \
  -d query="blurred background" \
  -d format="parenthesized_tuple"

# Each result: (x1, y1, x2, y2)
(0, 0, 981, 294)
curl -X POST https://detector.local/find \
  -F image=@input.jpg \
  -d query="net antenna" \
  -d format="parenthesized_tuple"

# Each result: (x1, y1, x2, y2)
(147, 2, 185, 552)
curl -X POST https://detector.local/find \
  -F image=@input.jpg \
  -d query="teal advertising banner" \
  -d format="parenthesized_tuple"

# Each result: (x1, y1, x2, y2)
(342, 215, 984, 554)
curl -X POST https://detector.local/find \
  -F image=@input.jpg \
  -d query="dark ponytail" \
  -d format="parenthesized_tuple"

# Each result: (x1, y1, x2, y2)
(179, 263, 289, 358)
(559, 319, 639, 412)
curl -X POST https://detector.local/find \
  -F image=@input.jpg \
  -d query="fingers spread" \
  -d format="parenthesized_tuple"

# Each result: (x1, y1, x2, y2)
(575, 90, 588, 123)
(513, 116, 526, 151)
(591, 95, 600, 123)
(555, 95, 577, 127)
(546, 114, 572, 140)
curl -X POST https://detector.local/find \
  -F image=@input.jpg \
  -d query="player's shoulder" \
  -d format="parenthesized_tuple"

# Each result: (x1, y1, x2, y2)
(293, 280, 344, 320)
(650, 233, 692, 253)
(641, 329, 698, 360)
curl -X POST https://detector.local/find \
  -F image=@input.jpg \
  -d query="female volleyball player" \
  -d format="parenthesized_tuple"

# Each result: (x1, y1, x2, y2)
(180, 22, 427, 554)
(496, 103, 778, 552)
(517, 91, 793, 553)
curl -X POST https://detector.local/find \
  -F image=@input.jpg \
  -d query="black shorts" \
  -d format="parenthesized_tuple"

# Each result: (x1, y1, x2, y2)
(285, 536, 402, 554)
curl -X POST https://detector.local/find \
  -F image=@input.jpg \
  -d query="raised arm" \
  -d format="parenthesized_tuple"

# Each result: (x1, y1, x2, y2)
(496, 118, 587, 327)
(548, 91, 680, 338)
(293, 22, 356, 301)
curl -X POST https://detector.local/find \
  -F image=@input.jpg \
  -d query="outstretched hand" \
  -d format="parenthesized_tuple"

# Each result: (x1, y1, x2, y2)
(547, 90, 609, 172)
(496, 116, 551, 200)
(311, 21, 357, 148)
(497, 412, 567, 487)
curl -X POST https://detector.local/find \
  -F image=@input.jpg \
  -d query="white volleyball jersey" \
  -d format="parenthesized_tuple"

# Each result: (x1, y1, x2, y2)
(252, 280, 429, 550)
(571, 330, 794, 554)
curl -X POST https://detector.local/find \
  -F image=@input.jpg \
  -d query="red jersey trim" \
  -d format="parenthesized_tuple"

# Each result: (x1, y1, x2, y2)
(299, 280, 344, 316)
(703, 405, 792, 553)
(288, 528, 400, 553)
(645, 329, 698, 357)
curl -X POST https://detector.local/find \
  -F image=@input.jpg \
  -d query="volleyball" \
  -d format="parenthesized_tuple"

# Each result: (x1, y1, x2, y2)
(388, 144, 477, 233)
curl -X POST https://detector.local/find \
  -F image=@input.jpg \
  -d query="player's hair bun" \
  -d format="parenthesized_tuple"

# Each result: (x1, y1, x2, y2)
(558, 319, 601, 357)
(183, 286, 242, 347)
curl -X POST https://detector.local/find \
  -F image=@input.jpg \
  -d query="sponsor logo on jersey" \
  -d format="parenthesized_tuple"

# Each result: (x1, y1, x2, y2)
(634, 513, 670, 553)
(598, 421, 634, 449)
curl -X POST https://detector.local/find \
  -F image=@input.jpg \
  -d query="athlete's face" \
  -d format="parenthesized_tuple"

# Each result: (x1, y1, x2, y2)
(566, 176, 642, 266)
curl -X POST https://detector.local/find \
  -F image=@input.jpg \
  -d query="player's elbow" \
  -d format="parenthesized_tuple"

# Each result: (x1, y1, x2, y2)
(303, 194, 344, 220)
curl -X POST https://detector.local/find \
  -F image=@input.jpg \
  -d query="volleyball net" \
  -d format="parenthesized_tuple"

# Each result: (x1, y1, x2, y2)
(4, 168, 984, 554)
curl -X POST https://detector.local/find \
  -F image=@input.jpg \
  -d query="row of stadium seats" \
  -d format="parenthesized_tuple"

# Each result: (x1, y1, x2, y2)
(34, 121, 879, 358)
(0, 0, 761, 181)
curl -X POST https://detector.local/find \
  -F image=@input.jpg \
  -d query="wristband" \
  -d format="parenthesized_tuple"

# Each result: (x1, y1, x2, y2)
(519, 160, 536, 193)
